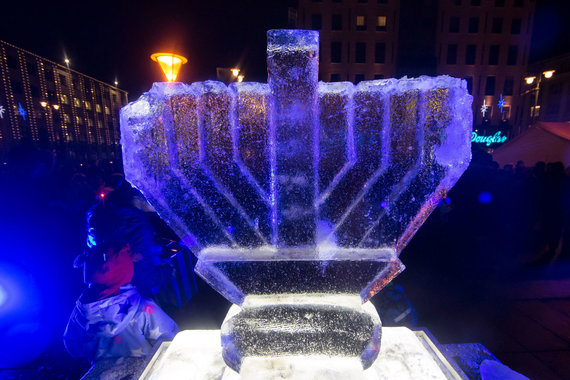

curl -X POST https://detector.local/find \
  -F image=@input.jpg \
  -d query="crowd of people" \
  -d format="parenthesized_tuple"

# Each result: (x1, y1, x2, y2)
(1, 142, 570, 378)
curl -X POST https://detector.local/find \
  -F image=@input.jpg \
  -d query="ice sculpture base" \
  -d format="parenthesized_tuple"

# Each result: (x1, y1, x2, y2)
(138, 327, 466, 379)
(221, 295, 381, 372)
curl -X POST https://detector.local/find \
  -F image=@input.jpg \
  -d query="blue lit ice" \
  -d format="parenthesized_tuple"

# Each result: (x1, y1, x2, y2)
(120, 29, 472, 373)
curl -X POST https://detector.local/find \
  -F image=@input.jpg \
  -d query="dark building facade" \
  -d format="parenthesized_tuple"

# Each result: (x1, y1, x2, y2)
(0, 40, 127, 161)
(297, 0, 536, 138)
(436, 0, 535, 135)
(518, 54, 570, 134)
(298, 0, 400, 83)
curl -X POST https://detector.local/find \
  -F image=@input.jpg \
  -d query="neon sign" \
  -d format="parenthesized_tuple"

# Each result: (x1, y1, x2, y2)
(472, 131, 507, 146)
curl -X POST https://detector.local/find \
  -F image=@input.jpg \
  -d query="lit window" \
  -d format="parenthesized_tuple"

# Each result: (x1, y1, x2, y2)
(63, 113, 71, 123)
(376, 16, 387, 31)
(356, 16, 366, 30)
(85, 101, 92, 110)
(96, 104, 102, 113)
(501, 105, 510, 120)
(104, 106, 110, 115)
(75, 116, 82, 124)
(87, 118, 94, 127)
(61, 94, 68, 104)
(74, 98, 81, 107)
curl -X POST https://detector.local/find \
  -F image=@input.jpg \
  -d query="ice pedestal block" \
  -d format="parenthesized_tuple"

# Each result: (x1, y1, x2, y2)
(221, 295, 381, 372)
(120, 28, 472, 374)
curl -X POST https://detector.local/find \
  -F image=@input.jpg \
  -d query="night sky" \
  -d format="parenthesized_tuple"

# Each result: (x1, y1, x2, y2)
(0, 0, 568, 100)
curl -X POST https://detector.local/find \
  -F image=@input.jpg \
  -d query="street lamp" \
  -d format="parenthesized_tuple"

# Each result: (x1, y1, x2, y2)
(64, 58, 70, 69)
(524, 70, 555, 124)
(150, 52, 188, 82)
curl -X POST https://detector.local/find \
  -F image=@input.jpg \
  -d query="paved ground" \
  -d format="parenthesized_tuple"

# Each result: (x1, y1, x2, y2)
(401, 259, 570, 380)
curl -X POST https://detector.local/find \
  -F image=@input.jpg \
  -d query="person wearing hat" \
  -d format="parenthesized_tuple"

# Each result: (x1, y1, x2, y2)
(63, 193, 179, 370)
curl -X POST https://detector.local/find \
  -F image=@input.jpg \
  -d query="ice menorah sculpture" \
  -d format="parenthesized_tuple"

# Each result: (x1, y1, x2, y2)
(120, 30, 472, 376)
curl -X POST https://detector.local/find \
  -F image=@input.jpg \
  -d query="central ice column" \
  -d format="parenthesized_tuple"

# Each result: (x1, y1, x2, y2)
(268, 30, 318, 247)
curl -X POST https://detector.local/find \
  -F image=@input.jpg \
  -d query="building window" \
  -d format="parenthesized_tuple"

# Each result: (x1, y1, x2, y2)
(85, 101, 92, 110)
(311, 14, 322, 30)
(27, 62, 37, 76)
(96, 104, 102, 113)
(375, 43, 386, 63)
(488, 45, 499, 65)
(63, 113, 71, 123)
(504, 77, 514, 96)
(446, 44, 457, 64)
(330, 74, 341, 82)
(511, 18, 521, 34)
(332, 14, 342, 30)
(105, 106, 110, 115)
(11, 81, 23, 94)
(468, 17, 479, 33)
(492, 18, 503, 34)
(61, 94, 68, 104)
(449, 17, 460, 33)
(7, 55, 19, 70)
(514, 0, 523, 7)
(74, 98, 81, 107)
(75, 116, 82, 125)
(507, 46, 517, 65)
(485, 76, 496, 95)
(471, 0, 481, 5)
(88, 118, 94, 127)
(331, 42, 342, 63)
(356, 15, 366, 31)
(495, 0, 505, 6)
(45, 68, 54, 82)
(374, 74, 384, 79)
(354, 74, 365, 83)
(355, 43, 366, 63)
(377, 16, 387, 31)
(465, 77, 473, 94)
(30, 85, 40, 98)
(465, 45, 476, 65)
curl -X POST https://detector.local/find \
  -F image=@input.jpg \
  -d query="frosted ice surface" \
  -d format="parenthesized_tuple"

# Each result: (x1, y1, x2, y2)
(221, 295, 381, 371)
(120, 29, 472, 303)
